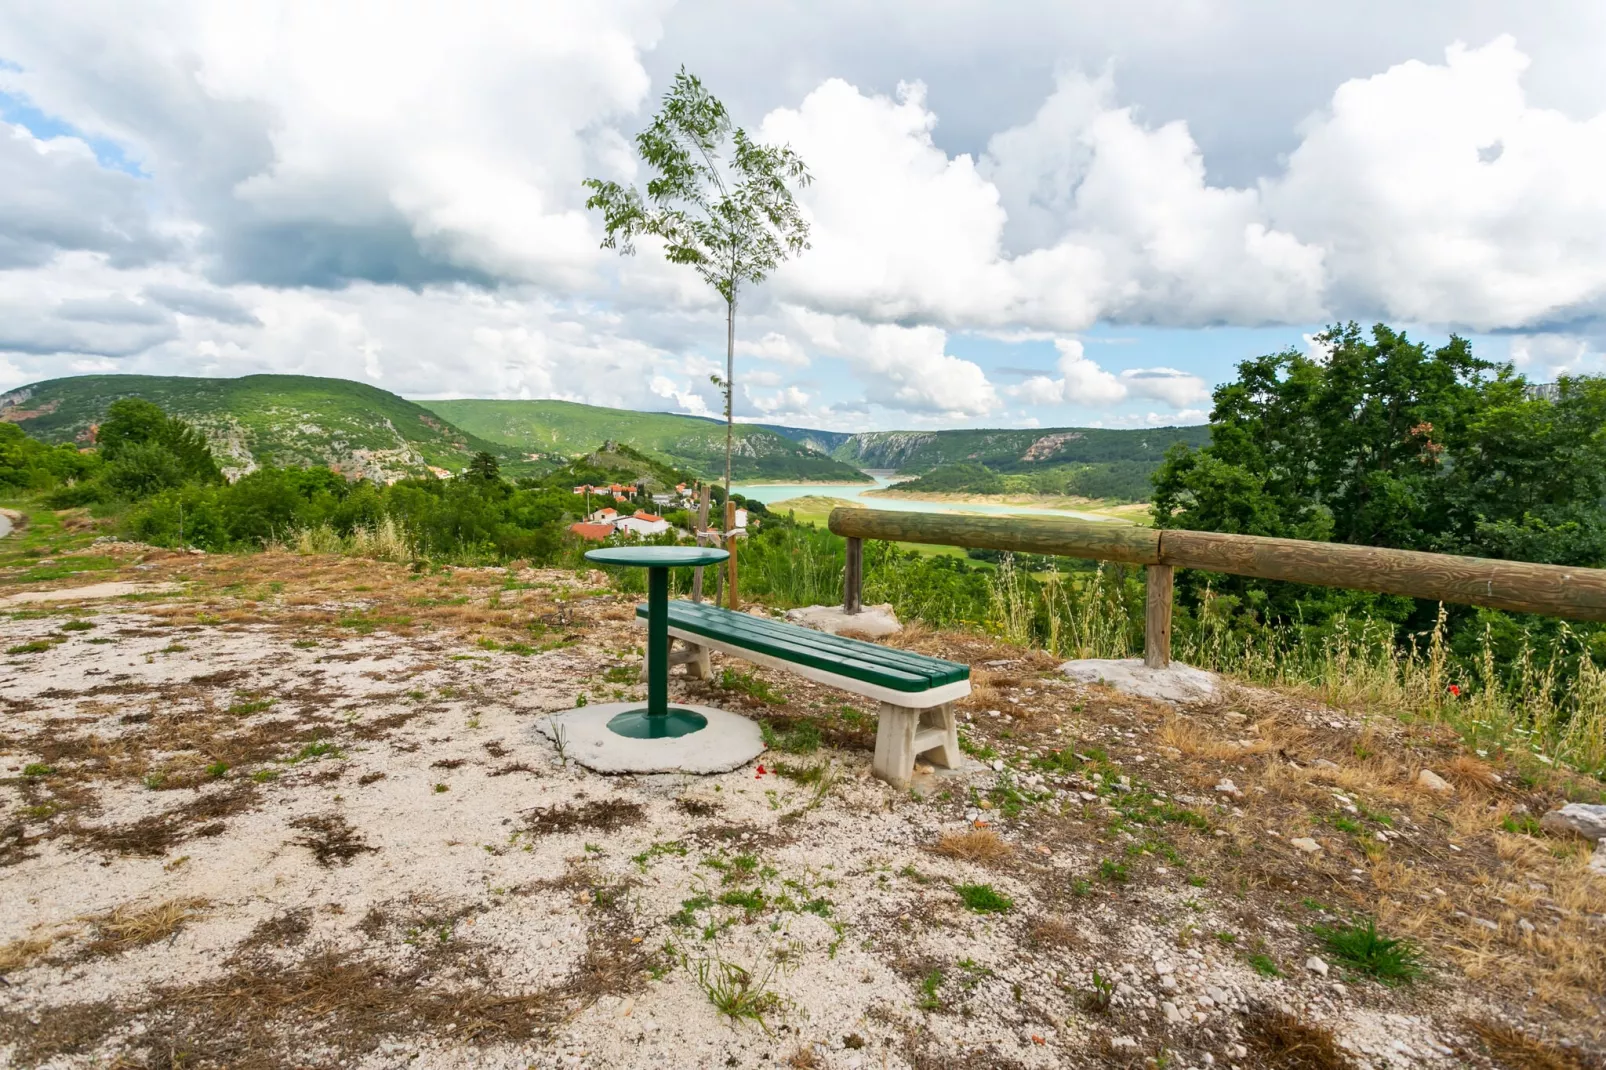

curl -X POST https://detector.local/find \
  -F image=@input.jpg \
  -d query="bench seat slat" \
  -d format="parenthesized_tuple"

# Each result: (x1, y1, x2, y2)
(637, 601, 969, 693)
(658, 602, 965, 681)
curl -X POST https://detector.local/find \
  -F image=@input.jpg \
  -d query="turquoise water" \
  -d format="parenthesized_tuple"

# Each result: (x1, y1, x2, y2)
(735, 471, 1118, 522)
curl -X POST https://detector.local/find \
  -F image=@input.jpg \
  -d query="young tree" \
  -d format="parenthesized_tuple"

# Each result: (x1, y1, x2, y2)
(584, 67, 812, 500)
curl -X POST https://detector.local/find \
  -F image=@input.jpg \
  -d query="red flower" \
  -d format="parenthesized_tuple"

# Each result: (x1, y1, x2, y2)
(1447, 684, 1462, 697)
(755, 764, 767, 777)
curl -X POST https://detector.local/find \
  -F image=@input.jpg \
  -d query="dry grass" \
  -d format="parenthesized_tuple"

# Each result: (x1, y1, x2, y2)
(1466, 1018, 1601, 1070)
(0, 933, 58, 973)
(82, 897, 208, 955)
(933, 828, 1013, 865)
(787, 1044, 821, 1068)
(1240, 1004, 1356, 1069)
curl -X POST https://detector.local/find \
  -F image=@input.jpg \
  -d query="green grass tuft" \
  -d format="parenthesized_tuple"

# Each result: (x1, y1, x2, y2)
(1312, 917, 1422, 985)
(954, 883, 1013, 914)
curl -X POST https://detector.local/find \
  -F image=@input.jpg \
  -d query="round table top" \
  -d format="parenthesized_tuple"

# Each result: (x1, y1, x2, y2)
(585, 545, 730, 568)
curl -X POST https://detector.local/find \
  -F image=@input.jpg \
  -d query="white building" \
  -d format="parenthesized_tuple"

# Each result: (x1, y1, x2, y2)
(613, 510, 670, 537)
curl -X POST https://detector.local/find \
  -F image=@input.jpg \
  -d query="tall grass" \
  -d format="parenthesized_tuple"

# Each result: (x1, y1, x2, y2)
(290, 516, 416, 562)
(731, 530, 1606, 778)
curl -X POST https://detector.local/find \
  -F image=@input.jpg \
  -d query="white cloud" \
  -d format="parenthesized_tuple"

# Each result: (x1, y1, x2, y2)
(793, 309, 1000, 416)
(1006, 338, 1203, 411)
(1118, 367, 1208, 408)
(735, 331, 810, 366)
(1265, 36, 1606, 330)
(1508, 334, 1606, 379)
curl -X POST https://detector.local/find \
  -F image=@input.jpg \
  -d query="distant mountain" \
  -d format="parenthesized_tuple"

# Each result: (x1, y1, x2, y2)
(420, 399, 870, 484)
(0, 374, 529, 483)
(830, 425, 1211, 473)
(755, 423, 856, 456)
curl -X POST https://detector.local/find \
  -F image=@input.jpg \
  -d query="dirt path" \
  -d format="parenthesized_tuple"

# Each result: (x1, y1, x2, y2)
(0, 552, 1599, 1069)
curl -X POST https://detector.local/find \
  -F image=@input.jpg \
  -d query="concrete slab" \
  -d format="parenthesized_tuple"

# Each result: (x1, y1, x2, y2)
(532, 702, 765, 775)
(784, 602, 902, 638)
(1059, 658, 1222, 705)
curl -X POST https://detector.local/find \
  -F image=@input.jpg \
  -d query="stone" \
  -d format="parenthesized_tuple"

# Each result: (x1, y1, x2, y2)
(1312, 758, 1340, 770)
(1057, 658, 1221, 704)
(1304, 955, 1328, 975)
(1223, 712, 1247, 725)
(1290, 837, 1323, 855)
(1517, 918, 1536, 935)
(1415, 769, 1453, 794)
(1592, 841, 1606, 876)
(1162, 1000, 1184, 1024)
(1214, 779, 1239, 796)
(533, 703, 764, 775)
(1110, 1037, 1138, 1052)
(784, 603, 902, 638)
(1539, 803, 1606, 843)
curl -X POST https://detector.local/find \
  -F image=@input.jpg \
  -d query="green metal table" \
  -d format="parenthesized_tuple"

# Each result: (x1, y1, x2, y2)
(585, 545, 730, 737)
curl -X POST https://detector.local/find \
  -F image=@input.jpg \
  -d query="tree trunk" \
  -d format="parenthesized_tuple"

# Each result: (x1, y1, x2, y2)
(724, 294, 735, 504)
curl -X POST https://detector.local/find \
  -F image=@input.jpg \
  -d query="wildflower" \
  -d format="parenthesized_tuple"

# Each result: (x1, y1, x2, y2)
(754, 763, 766, 777)
(1447, 684, 1462, 697)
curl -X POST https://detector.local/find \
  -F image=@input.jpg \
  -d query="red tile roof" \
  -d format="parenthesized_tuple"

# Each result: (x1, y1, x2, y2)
(632, 511, 663, 522)
(568, 522, 614, 541)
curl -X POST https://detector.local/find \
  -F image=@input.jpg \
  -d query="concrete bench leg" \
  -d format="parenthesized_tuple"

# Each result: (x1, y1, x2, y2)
(917, 702, 961, 769)
(873, 702, 919, 790)
(645, 638, 713, 682)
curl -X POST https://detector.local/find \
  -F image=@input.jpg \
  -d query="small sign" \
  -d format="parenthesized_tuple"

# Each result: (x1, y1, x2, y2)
(734, 508, 748, 529)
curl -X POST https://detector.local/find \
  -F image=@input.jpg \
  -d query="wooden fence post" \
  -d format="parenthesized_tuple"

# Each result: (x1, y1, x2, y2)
(843, 536, 863, 614)
(1144, 564, 1174, 669)
(691, 485, 711, 603)
(725, 499, 739, 611)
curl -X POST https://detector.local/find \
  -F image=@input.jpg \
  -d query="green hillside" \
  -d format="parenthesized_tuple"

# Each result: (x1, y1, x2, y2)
(421, 399, 870, 484)
(832, 425, 1211, 473)
(0, 375, 529, 483)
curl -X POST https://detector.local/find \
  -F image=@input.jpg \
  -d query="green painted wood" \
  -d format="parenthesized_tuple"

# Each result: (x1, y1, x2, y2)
(586, 546, 730, 567)
(829, 507, 1161, 565)
(636, 601, 969, 692)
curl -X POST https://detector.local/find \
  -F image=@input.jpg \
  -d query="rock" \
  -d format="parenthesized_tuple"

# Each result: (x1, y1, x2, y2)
(1214, 779, 1238, 795)
(785, 603, 902, 638)
(1312, 758, 1339, 770)
(1110, 1037, 1138, 1052)
(1540, 803, 1606, 843)
(1162, 1000, 1184, 1024)
(1592, 841, 1606, 875)
(1416, 769, 1453, 794)
(1290, 837, 1323, 855)
(1305, 956, 1329, 977)
(1223, 712, 1247, 725)
(1517, 918, 1536, 935)
(1058, 658, 1221, 704)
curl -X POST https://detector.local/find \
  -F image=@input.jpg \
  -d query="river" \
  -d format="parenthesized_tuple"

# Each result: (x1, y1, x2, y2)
(734, 471, 1120, 522)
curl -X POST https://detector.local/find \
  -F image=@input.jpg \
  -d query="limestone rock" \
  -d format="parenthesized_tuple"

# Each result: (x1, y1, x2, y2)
(1058, 658, 1221, 704)
(1593, 841, 1606, 876)
(1290, 837, 1323, 855)
(1539, 803, 1606, 843)
(785, 603, 901, 638)
(1305, 956, 1328, 976)
(1415, 769, 1453, 794)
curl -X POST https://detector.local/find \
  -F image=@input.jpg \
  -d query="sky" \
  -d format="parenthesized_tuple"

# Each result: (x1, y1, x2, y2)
(1, 1, 1605, 432)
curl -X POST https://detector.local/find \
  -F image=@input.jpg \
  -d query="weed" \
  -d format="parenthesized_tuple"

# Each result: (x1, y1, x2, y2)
(719, 889, 766, 914)
(227, 698, 275, 717)
(1081, 968, 1114, 1013)
(934, 828, 1012, 865)
(1241, 1004, 1355, 1069)
(1098, 859, 1129, 884)
(631, 840, 689, 871)
(720, 667, 785, 705)
(760, 719, 821, 754)
(251, 769, 280, 783)
(954, 883, 1013, 914)
(205, 761, 229, 779)
(957, 731, 997, 761)
(433, 783, 449, 793)
(692, 957, 782, 1029)
(288, 740, 342, 763)
(1070, 879, 1093, 897)
(1500, 812, 1542, 836)
(22, 763, 54, 778)
(1248, 953, 1281, 978)
(7, 640, 52, 655)
(917, 968, 944, 1011)
(59, 620, 94, 632)
(773, 761, 826, 785)
(1311, 918, 1422, 986)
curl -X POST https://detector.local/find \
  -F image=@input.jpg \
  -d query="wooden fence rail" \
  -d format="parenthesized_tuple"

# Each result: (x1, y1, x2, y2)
(828, 507, 1606, 669)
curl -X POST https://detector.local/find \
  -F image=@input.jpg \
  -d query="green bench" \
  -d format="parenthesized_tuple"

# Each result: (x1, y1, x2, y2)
(636, 600, 970, 788)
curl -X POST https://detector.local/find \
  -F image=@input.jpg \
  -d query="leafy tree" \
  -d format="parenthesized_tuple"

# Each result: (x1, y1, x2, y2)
(584, 67, 812, 500)
(465, 451, 501, 483)
(97, 398, 222, 489)
(1152, 322, 1606, 636)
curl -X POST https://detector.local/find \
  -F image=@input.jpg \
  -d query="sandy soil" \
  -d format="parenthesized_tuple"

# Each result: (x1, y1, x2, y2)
(0, 549, 1600, 1070)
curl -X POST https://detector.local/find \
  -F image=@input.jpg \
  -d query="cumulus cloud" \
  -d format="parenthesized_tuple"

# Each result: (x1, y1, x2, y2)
(1009, 339, 1205, 411)
(793, 309, 1000, 416)
(0, 8, 1604, 428)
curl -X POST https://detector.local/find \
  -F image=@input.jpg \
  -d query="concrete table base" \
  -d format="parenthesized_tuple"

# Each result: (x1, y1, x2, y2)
(533, 702, 765, 775)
